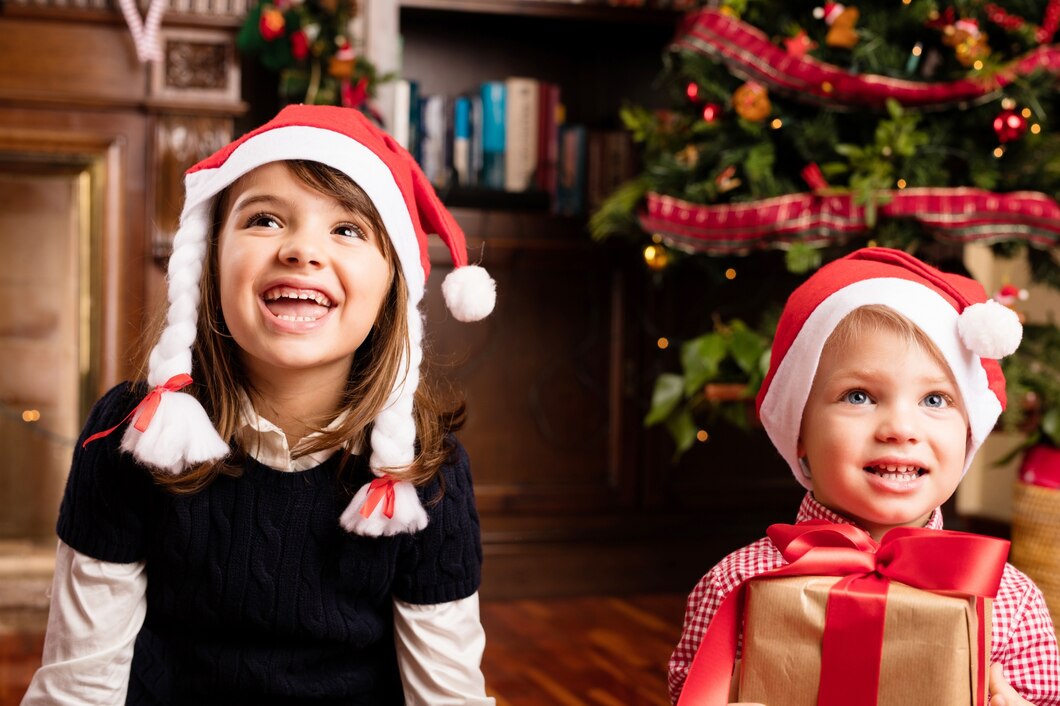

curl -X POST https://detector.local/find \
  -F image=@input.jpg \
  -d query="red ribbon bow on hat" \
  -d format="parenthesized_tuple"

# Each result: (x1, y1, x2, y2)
(360, 477, 397, 520)
(82, 373, 193, 447)
(677, 520, 1009, 706)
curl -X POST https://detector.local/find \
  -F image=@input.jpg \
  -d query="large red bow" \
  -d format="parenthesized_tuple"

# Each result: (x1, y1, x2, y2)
(677, 521, 1009, 706)
(360, 477, 396, 520)
(82, 373, 193, 448)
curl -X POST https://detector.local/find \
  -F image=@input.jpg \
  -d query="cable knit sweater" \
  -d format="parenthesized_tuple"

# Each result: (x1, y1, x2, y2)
(57, 383, 483, 705)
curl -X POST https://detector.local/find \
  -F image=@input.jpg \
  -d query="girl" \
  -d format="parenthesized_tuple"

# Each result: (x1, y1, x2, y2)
(23, 105, 498, 705)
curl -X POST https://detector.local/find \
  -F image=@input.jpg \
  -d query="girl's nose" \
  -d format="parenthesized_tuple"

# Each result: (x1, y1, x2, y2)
(277, 230, 322, 267)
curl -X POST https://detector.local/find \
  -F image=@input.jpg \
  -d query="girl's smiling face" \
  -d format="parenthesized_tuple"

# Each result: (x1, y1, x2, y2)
(217, 161, 393, 390)
(797, 323, 969, 540)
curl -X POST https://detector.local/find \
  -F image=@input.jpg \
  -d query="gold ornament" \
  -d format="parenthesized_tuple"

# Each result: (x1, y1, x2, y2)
(825, 6, 860, 49)
(643, 244, 670, 271)
(675, 144, 699, 167)
(733, 81, 771, 122)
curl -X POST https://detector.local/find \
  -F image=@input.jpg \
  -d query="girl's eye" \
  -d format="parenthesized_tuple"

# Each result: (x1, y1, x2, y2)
(335, 223, 367, 240)
(843, 390, 871, 405)
(246, 212, 280, 229)
(923, 393, 951, 409)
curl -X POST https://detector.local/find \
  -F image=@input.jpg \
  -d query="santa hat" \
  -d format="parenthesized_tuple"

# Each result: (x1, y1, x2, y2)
(120, 104, 496, 536)
(813, 2, 846, 24)
(755, 247, 1021, 490)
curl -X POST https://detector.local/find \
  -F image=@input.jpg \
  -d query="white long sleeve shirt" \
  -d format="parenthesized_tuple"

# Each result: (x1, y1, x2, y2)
(22, 409, 494, 705)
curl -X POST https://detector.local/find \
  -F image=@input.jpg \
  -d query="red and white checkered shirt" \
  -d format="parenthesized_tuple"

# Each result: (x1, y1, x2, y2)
(668, 493, 1060, 705)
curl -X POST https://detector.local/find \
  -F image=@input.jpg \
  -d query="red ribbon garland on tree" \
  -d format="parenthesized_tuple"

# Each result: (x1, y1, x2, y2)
(640, 187, 1060, 255)
(673, 9, 1060, 111)
(676, 521, 1009, 706)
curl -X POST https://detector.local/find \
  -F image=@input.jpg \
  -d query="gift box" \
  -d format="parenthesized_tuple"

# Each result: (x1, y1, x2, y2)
(675, 522, 1008, 706)
(737, 575, 991, 706)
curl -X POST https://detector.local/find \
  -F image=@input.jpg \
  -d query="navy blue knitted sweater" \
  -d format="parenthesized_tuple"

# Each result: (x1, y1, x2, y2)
(57, 383, 483, 705)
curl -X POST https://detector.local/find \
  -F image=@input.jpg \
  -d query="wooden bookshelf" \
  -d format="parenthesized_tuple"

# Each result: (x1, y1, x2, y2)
(364, 0, 802, 599)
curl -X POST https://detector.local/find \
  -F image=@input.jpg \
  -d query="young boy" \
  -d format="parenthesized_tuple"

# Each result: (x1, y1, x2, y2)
(668, 248, 1060, 706)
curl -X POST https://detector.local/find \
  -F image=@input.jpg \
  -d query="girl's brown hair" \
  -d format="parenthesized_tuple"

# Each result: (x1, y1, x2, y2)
(142, 159, 464, 494)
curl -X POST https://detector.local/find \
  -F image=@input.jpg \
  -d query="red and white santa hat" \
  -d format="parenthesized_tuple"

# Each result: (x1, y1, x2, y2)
(755, 247, 1021, 489)
(813, 2, 847, 24)
(120, 104, 496, 536)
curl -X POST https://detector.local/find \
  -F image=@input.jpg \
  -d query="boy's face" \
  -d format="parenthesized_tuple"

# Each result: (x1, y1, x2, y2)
(797, 327, 969, 540)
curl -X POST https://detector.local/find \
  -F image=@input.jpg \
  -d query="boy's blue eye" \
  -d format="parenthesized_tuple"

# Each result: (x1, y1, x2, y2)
(844, 390, 870, 405)
(923, 393, 948, 408)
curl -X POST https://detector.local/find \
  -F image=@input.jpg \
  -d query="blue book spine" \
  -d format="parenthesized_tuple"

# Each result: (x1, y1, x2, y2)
(453, 96, 471, 186)
(480, 81, 506, 190)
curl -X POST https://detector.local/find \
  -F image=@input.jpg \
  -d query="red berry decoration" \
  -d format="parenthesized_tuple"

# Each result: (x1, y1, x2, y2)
(686, 82, 701, 102)
(993, 108, 1028, 143)
(702, 103, 721, 122)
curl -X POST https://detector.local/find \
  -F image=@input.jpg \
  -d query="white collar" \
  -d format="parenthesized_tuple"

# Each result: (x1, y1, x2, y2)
(235, 393, 356, 472)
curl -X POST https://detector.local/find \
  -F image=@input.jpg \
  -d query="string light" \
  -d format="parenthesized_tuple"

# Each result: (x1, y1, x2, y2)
(770, 118, 783, 129)
(1031, 124, 1042, 135)
(696, 429, 710, 442)
(724, 268, 737, 280)
(896, 178, 907, 189)
(993, 146, 1005, 158)
(643, 244, 670, 271)
(972, 60, 984, 71)
(657, 337, 670, 350)
(1021, 108, 1033, 118)
(686, 82, 700, 102)
(22, 410, 41, 422)
(651, 233, 664, 244)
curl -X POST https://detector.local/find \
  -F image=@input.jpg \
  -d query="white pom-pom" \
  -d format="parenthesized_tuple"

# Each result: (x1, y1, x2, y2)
(120, 391, 229, 473)
(957, 300, 1023, 359)
(339, 479, 428, 536)
(441, 265, 496, 322)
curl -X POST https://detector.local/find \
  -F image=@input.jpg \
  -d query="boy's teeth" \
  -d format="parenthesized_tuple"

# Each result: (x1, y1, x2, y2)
(865, 465, 922, 482)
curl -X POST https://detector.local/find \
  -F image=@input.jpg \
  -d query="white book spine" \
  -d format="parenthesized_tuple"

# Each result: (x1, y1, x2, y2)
(504, 77, 539, 192)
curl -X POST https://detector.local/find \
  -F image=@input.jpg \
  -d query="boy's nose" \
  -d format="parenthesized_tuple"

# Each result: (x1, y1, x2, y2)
(278, 230, 323, 267)
(875, 404, 919, 444)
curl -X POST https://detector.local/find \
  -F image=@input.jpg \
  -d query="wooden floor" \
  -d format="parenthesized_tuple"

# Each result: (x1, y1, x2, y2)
(0, 593, 688, 705)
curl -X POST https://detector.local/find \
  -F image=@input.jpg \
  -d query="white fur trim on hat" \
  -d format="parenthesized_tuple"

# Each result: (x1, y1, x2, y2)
(759, 278, 1003, 490)
(442, 265, 497, 322)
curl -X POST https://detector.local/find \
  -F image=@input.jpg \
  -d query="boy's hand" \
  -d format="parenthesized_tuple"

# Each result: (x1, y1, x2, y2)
(990, 662, 1035, 706)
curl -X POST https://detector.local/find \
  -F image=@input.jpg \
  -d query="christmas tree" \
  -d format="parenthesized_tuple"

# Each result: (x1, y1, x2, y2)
(592, 0, 1060, 456)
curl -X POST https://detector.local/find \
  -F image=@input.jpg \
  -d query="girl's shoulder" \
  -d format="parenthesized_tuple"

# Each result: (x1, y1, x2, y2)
(83, 381, 150, 432)
(417, 434, 473, 501)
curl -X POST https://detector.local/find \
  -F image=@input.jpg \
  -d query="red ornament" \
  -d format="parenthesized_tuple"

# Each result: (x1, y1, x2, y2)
(702, 103, 721, 122)
(993, 108, 1028, 143)
(784, 30, 817, 58)
(686, 82, 700, 102)
(290, 29, 309, 60)
(258, 5, 286, 41)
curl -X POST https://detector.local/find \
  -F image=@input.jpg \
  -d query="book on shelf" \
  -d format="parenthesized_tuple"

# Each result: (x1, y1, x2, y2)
(480, 81, 506, 191)
(554, 123, 587, 217)
(503, 76, 540, 193)
(535, 81, 563, 197)
(390, 79, 414, 150)
(420, 94, 449, 188)
(469, 93, 484, 188)
(587, 129, 636, 210)
(453, 96, 472, 187)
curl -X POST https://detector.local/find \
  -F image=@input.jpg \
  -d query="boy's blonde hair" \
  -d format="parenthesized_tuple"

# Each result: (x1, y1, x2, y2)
(822, 304, 954, 383)
(144, 160, 462, 495)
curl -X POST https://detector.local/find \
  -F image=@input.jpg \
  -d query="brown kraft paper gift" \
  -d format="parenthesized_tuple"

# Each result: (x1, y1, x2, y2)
(737, 575, 991, 706)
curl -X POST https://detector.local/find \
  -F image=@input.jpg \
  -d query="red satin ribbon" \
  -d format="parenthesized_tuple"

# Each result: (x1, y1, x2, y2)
(81, 373, 194, 448)
(677, 521, 1009, 706)
(360, 477, 396, 519)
